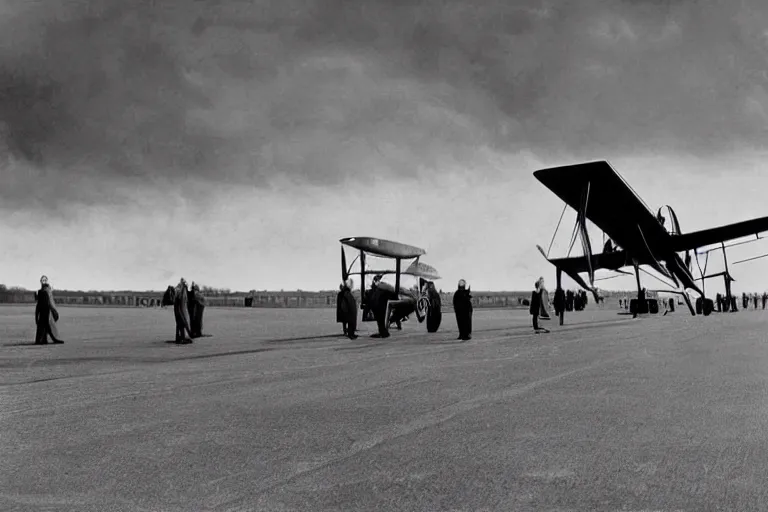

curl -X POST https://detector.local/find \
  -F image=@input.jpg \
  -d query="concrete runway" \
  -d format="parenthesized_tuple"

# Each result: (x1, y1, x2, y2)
(3, 305, 768, 511)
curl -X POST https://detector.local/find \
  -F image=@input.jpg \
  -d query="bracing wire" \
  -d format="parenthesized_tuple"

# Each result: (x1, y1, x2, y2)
(733, 252, 768, 265)
(547, 203, 569, 258)
(347, 254, 360, 275)
(639, 267, 678, 290)
(694, 250, 706, 296)
(594, 273, 626, 282)
(693, 249, 710, 292)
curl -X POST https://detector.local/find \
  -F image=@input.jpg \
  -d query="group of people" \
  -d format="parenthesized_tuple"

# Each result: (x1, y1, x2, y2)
(162, 278, 207, 344)
(32, 274, 208, 345)
(338, 275, 562, 338)
(711, 292, 768, 312)
(554, 289, 589, 314)
(336, 277, 475, 341)
(739, 292, 768, 311)
(31, 272, 568, 346)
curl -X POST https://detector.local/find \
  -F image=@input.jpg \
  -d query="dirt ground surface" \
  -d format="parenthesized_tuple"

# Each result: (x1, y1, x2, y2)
(2, 305, 768, 511)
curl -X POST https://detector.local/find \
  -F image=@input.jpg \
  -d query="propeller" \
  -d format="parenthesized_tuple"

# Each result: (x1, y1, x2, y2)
(341, 246, 348, 282)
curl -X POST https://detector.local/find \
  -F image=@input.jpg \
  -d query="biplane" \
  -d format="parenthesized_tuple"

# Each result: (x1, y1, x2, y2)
(339, 237, 443, 335)
(534, 160, 768, 323)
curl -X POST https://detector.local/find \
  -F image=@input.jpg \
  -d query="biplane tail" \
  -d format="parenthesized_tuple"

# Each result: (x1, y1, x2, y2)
(536, 245, 601, 303)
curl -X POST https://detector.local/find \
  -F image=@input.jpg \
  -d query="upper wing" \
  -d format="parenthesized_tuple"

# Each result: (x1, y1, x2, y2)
(340, 237, 426, 259)
(533, 161, 673, 258)
(671, 217, 768, 252)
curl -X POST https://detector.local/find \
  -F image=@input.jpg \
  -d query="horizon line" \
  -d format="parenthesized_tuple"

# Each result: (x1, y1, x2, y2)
(0, 286, 656, 295)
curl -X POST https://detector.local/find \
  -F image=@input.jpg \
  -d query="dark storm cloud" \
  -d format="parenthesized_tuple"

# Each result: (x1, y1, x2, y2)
(1, 0, 767, 210)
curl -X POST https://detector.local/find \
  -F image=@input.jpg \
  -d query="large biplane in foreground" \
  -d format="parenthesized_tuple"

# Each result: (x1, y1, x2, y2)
(339, 237, 443, 335)
(534, 160, 768, 323)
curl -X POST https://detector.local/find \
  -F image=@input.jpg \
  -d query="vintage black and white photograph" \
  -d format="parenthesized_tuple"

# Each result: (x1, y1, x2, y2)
(3, 0, 768, 510)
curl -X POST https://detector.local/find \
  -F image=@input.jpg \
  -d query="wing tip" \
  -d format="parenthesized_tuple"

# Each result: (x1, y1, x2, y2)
(532, 159, 613, 179)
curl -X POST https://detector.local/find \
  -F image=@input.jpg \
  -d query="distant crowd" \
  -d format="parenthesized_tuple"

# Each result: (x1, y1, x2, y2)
(717, 292, 768, 312)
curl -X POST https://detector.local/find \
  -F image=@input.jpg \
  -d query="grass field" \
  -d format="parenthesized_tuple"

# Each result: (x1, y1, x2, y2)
(3, 305, 768, 511)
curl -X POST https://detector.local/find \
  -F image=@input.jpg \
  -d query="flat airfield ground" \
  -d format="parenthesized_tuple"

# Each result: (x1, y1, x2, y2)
(2, 305, 768, 511)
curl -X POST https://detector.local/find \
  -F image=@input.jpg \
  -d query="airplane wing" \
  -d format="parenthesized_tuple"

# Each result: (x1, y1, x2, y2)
(533, 161, 672, 258)
(671, 217, 768, 252)
(340, 237, 426, 259)
(534, 160, 702, 295)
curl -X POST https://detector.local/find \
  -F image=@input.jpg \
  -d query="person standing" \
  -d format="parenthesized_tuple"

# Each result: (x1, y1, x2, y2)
(188, 282, 206, 338)
(425, 281, 443, 333)
(530, 278, 550, 333)
(554, 287, 565, 317)
(173, 278, 194, 344)
(35, 275, 64, 345)
(339, 279, 358, 340)
(336, 283, 347, 336)
(453, 279, 473, 340)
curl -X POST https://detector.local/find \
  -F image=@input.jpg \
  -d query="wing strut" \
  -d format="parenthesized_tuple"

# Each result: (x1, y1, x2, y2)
(694, 250, 709, 297)
(575, 182, 594, 286)
(346, 253, 359, 277)
(636, 224, 676, 283)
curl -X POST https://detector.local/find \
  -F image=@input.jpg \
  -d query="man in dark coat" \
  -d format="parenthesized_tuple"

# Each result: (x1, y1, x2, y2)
(453, 279, 473, 341)
(35, 275, 64, 344)
(187, 282, 206, 338)
(339, 279, 358, 340)
(162, 285, 176, 307)
(425, 281, 442, 333)
(553, 288, 565, 317)
(369, 275, 393, 338)
(336, 283, 347, 335)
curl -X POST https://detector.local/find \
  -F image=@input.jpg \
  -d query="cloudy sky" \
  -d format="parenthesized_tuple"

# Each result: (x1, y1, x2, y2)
(2, 0, 768, 293)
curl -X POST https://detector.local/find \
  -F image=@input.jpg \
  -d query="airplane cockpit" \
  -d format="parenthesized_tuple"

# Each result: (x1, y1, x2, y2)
(657, 205, 682, 236)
